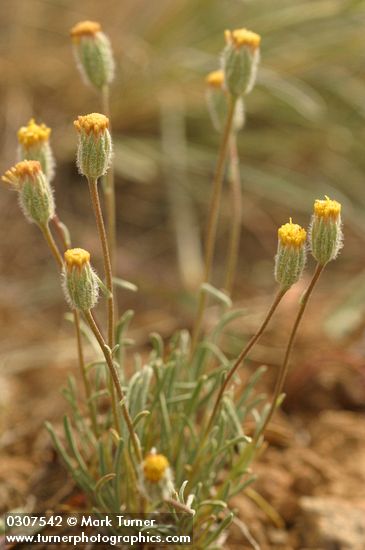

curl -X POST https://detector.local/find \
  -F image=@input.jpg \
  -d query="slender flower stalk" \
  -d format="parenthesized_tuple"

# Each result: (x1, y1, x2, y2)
(223, 131, 243, 295)
(191, 28, 261, 354)
(74, 113, 120, 436)
(256, 263, 324, 442)
(84, 309, 142, 463)
(189, 218, 307, 482)
(188, 288, 285, 485)
(52, 214, 71, 249)
(101, 84, 117, 270)
(40, 223, 63, 268)
(87, 178, 119, 431)
(73, 114, 114, 345)
(207, 288, 286, 434)
(191, 95, 237, 354)
(73, 308, 98, 437)
(205, 69, 244, 296)
(88, 177, 115, 347)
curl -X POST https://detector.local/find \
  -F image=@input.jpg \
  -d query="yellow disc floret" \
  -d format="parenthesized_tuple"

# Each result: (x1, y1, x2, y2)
(64, 248, 91, 271)
(143, 453, 169, 483)
(225, 28, 261, 50)
(314, 196, 341, 220)
(18, 119, 51, 148)
(2, 160, 42, 187)
(206, 70, 224, 89)
(70, 20, 101, 42)
(74, 113, 110, 136)
(278, 218, 307, 248)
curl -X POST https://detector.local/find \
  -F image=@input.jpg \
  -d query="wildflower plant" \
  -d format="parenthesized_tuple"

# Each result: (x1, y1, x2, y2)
(1, 22, 343, 549)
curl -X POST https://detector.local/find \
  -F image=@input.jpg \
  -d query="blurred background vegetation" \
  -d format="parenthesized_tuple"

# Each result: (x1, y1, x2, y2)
(1, 0, 365, 358)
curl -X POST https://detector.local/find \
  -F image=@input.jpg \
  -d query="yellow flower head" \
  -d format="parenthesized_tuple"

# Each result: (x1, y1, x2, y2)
(17, 119, 51, 149)
(206, 70, 224, 89)
(225, 28, 261, 50)
(64, 248, 91, 271)
(314, 196, 341, 220)
(70, 20, 101, 43)
(2, 160, 42, 187)
(143, 453, 169, 483)
(74, 113, 110, 136)
(278, 218, 307, 248)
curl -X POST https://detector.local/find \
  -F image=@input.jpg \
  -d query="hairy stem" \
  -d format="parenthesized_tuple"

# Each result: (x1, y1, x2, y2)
(205, 288, 285, 437)
(189, 287, 286, 483)
(190, 96, 237, 355)
(101, 84, 117, 271)
(52, 214, 71, 249)
(84, 310, 142, 463)
(256, 264, 324, 442)
(40, 223, 63, 268)
(87, 177, 115, 347)
(73, 309, 99, 437)
(223, 131, 242, 295)
(87, 177, 119, 434)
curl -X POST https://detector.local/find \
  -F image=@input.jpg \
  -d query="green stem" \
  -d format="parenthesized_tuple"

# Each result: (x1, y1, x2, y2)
(101, 84, 117, 271)
(74, 309, 99, 437)
(52, 214, 71, 249)
(189, 287, 286, 483)
(223, 131, 242, 296)
(40, 223, 63, 268)
(87, 177, 118, 434)
(255, 263, 324, 442)
(87, 177, 115, 347)
(190, 96, 237, 356)
(88, 178, 120, 433)
(84, 310, 142, 463)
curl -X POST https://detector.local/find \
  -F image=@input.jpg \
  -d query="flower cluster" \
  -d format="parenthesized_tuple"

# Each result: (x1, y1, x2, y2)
(274, 197, 343, 290)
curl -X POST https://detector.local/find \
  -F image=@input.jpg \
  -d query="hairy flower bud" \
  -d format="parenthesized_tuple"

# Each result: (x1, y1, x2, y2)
(143, 452, 170, 484)
(222, 28, 261, 97)
(205, 69, 245, 132)
(206, 69, 225, 90)
(62, 248, 99, 311)
(70, 20, 115, 90)
(205, 70, 226, 132)
(2, 160, 54, 226)
(275, 219, 307, 290)
(17, 119, 55, 181)
(310, 196, 343, 265)
(74, 113, 112, 179)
